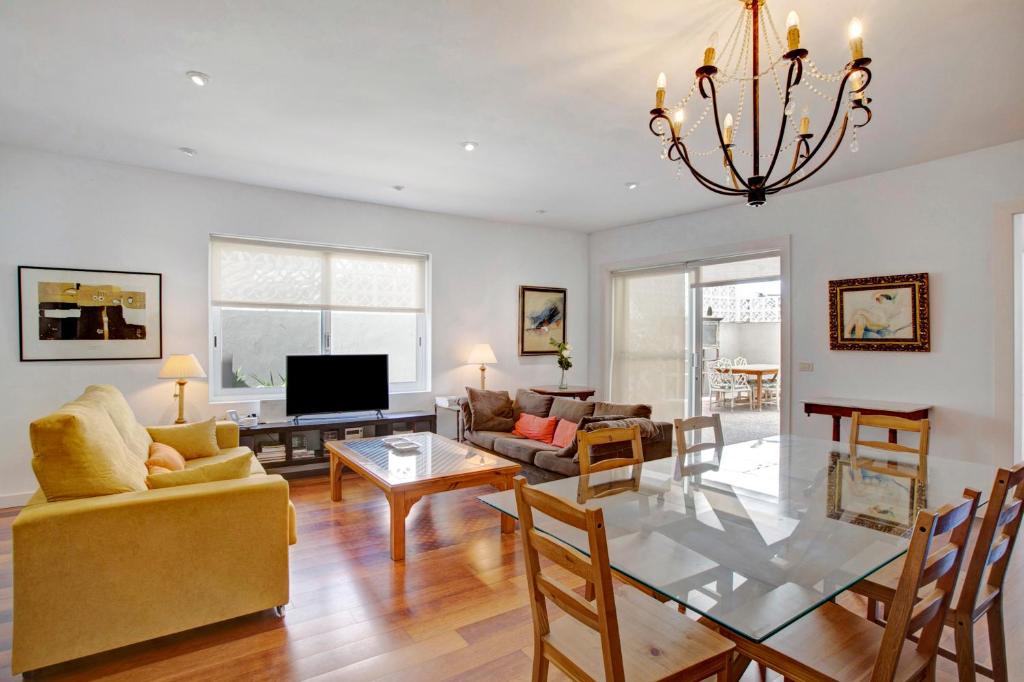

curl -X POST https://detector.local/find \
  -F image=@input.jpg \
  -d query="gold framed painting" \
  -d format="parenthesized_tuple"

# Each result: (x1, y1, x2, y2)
(518, 285, 566, 356)
(828, 272, 929, 351)
(826, 451, 926, 536)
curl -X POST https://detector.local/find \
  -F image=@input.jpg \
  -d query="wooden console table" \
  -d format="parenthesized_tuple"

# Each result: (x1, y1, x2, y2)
(239, 411, 436, 479)
(529, 385, 597, 400)
(803, 397, 931, 443)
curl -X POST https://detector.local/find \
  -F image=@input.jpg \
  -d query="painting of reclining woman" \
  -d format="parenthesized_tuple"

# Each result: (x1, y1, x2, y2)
(19, 266, 162, 361)
(828, 273, 929, 352)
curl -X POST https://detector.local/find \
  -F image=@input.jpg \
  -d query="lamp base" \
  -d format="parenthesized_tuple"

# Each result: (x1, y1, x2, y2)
(175, 379, 188, 424)
(479, 365, 487, 390)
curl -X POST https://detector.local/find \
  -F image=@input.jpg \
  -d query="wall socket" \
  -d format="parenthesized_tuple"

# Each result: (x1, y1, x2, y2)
(798, 362, 814, 372)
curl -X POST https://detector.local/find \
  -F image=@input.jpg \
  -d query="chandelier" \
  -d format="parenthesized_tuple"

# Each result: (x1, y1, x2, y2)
(647, 0, 872, 206)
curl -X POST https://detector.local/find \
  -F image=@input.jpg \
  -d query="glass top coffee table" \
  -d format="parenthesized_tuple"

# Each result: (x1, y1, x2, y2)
(326, 432, 520, 561)
(478, 434, 996, 642)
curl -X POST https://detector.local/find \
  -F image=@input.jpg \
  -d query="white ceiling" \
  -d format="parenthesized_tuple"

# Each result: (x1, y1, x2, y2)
(1, 1, 1022, 231)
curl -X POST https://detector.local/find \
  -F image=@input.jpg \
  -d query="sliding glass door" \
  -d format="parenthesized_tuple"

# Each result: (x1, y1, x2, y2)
(609, 266, 696, 423)
(610, 253, 782, 437)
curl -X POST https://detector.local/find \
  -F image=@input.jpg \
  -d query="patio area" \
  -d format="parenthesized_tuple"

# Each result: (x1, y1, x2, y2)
(703, 397, 780, 444)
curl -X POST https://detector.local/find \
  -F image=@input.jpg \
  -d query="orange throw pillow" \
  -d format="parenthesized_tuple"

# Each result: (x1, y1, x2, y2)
(551, 419, 578, 449)
(146, 442, 187, 474)
(513, 413, 559, 443)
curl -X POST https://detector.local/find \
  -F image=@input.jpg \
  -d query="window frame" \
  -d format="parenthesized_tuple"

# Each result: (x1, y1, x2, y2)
(208, 237, 431, 403)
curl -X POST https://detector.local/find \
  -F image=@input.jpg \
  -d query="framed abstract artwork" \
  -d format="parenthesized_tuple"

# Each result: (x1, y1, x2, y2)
(828, 272, 930, 351)
(518, 285, 566, 356)
(18, 266, 163, 361)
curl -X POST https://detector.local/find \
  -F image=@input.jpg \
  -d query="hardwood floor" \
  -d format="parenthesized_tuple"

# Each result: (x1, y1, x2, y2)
(0, 474, 1020, 681)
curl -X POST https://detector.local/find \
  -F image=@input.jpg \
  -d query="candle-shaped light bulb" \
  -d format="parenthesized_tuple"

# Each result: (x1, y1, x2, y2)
(848, 18, 864, 60)
(671, 108, 685, 136)
(799, 112, 810, 135)
(786, 11, 801, 51)
(656, 72, 667, 109)
(723, 113, 734, 145)
(704, 31, 719, 67)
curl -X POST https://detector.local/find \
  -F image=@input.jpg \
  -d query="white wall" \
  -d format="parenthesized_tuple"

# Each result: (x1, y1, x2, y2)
(0, 145, 589, 503)
(590, 140, 1024, 467)
(719, 322, 781, 365)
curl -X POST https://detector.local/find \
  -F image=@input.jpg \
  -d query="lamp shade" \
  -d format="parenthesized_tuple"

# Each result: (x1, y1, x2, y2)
(466, 344, 497, 365)
(158, 354, 207, 380)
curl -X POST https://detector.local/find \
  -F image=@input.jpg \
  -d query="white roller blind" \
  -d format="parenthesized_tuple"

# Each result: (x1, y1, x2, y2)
(695, 256, 780, 287)
(609, 269, 688, 422)
(211, 237, 427, 312)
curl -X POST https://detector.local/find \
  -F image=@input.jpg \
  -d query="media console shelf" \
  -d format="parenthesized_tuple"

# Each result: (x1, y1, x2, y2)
(239, 410, 437, 479)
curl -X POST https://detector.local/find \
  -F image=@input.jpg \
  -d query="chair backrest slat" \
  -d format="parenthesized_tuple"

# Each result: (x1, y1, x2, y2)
(514, 476, 627, 681)
(872, 489, 979, 681)
(674, 414, 724, 456)
(957, 463, 1024, 616)
(529, 529, 596, 582)
(577, 425, 644, 475)
(536, 574, 601, 631)
(519, 483, 590, 529)
(850, 411, 930, 477)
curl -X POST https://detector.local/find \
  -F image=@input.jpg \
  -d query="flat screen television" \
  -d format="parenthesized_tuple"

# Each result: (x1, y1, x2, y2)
(285, 354, 389, 417)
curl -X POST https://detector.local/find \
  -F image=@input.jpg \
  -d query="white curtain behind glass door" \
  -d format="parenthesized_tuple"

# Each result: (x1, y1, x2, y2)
(610, 269, 688, 422)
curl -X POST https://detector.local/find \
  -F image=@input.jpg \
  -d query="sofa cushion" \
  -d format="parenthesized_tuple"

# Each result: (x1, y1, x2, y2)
(465, 387, 515, 432)
(78, 385, 153, 461)
(147, 418, 221, 460)
(534, 451, 581, 477)
(591, 401, 652, 419)
(574, 417, 660, 463)
(146, 442, 187, 473)
(549, 397, 596, 422)
(513, 389, 554, 419)
(466, 429, 521, 451)
(187, 447, 266, 475)
(493, 437, 556, 464)
(146, 452, 253, 489)
(551, 419, 578, 449)
(30, 400, 149, 501)
(512, 413, 558, 443)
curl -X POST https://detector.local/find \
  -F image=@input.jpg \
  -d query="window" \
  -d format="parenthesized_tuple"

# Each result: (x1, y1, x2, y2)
(209, 236, 429, 401)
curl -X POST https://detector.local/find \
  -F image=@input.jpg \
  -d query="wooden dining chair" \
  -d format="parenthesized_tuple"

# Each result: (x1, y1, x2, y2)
(850, 411, 930, 476)
(717, 490, 979, 682)
(513, 477, 734, 681)
(673, 414, 724, 455)
(577, 425, 644, 476)
(850, 462, 1024, 681)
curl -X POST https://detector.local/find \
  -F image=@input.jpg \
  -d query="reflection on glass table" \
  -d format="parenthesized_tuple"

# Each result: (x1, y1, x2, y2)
(478, 435, 995, 642)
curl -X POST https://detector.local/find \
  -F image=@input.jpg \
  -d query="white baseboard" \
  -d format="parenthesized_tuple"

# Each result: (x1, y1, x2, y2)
(0, 491, 34, 509)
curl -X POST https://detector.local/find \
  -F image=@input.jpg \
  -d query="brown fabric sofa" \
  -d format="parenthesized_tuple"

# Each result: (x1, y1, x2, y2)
(460, 389, 673, 483)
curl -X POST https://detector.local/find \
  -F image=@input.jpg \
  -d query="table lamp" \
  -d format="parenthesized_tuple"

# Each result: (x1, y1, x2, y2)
(159, 354, 207, 424)
(466, 344, 497, 389)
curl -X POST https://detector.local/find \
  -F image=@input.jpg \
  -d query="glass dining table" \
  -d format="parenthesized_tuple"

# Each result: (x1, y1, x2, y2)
(477, 434, 996, 643)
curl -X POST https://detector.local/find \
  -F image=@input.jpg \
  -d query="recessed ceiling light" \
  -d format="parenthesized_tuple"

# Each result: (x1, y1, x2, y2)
(392, 185, 405, 191)
(462, 141, 478, 152)
(626, 182, 639, 190)
(186, 71, 210, 87)
(536, 209, 547, 214)
(178, 147, 197, 157)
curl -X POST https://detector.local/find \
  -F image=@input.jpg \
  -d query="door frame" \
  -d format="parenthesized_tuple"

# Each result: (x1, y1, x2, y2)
(597, 236, 792, 435)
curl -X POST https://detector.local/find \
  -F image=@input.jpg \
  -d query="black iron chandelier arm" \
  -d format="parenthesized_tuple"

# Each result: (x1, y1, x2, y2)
(762, 58, 803, 183)
(700, 74, 752, 190)
(765, 65, 868, 190)
(674, 139, 747, 196)
(766, 113, 849, 194)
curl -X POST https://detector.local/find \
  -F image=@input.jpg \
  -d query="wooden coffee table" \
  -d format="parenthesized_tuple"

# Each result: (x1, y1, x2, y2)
(325, 432, 520, 561)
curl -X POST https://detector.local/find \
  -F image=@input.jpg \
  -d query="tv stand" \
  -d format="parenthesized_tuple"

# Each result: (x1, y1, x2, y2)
(240, 410, 436, 479)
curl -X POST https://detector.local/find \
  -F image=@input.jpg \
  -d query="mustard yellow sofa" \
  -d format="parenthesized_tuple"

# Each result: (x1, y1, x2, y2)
(11, 385, 296, 676)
